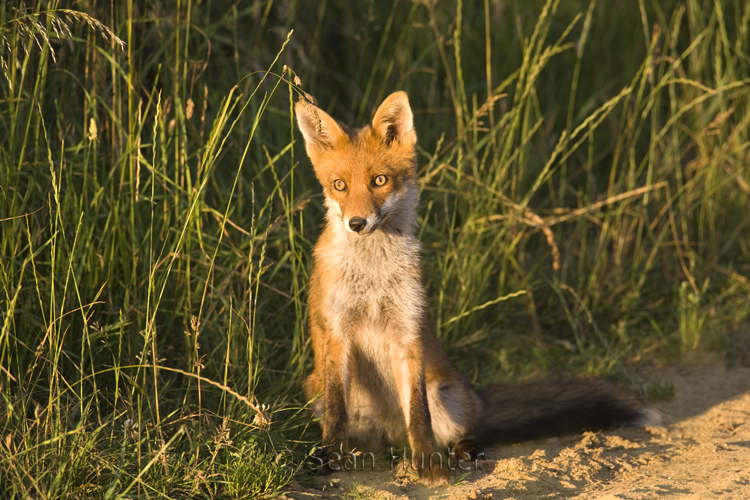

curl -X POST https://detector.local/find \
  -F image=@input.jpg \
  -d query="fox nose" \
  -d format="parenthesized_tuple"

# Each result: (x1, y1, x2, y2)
(349, 217, 367, 233)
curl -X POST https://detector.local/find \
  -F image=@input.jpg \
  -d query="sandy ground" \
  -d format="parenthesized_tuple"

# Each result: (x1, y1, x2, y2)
(280, 361, 750, 499)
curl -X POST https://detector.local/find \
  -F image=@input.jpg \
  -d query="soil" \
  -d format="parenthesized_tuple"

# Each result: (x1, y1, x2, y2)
(281, 361, 750, 499)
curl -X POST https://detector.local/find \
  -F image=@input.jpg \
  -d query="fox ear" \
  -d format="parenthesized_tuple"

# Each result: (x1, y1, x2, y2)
(295, 99, 348, 163)
(371, 91, 416, 147)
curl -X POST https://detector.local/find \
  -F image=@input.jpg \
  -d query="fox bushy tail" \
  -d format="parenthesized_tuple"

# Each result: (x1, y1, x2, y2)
(473, 379, 660, 445)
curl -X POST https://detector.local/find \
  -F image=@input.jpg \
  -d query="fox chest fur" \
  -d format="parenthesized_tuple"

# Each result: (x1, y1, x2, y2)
(316, 227, 425, 345)
(307, 224, 431, 443)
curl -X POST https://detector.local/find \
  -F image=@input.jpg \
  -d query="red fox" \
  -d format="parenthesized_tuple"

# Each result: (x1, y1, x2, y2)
(295, 91, 658, 486)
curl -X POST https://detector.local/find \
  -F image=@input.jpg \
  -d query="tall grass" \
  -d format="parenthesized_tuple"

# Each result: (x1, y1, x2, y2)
(1, 0, 749, 497)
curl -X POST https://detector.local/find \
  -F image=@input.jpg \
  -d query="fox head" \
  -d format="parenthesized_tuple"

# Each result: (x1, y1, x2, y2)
(295, 91, 419, 236)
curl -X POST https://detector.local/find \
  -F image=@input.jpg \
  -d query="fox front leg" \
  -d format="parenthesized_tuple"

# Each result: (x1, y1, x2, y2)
(320, 334, 349, 470)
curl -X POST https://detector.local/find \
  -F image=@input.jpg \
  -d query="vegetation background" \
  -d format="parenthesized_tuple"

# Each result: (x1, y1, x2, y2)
(1, 0, 749, 497)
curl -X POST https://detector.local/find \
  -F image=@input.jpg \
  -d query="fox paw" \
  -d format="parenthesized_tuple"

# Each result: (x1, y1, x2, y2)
(418, 463, 451, 487)
(306, 451, 333, 475)
(452, 438, 482, 461)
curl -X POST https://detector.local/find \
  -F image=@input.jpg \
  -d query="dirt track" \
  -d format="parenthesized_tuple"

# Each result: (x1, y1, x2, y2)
(283, 362, 750, 499)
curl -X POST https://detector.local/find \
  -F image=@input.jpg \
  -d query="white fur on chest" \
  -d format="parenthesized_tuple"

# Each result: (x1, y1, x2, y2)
(318, 227, 426, 349)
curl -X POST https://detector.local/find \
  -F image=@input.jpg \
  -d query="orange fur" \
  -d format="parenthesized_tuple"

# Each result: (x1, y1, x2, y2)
(295, 91, 655, 487)
(296, 92, 476, 486)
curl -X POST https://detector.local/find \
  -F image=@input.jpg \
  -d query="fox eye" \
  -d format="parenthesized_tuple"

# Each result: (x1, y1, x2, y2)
(333, 179, 347, 191)
(374, 175, 388, 187)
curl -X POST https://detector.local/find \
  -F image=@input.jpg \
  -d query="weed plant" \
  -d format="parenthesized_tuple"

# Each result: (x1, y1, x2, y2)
(1, 0, 749, 497)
